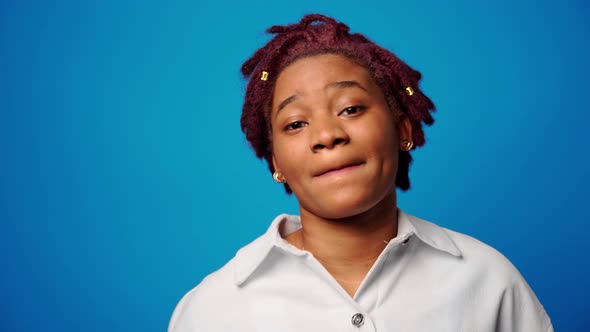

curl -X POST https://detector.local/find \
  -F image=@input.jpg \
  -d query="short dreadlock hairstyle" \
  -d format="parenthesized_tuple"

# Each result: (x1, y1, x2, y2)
(240, 14, 435, 193)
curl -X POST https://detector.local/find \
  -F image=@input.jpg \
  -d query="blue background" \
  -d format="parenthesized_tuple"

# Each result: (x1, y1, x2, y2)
(1, 0, 588, 331)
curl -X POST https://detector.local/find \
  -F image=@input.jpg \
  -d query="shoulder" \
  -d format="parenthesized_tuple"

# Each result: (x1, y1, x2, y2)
(444, 226, 520, 280)
(404, 212, 520, 283)
(167, 259, 242, 332)
(423, 220, 533, 298)
(167, 230, 274, 332)
(425, 219, 553, 331)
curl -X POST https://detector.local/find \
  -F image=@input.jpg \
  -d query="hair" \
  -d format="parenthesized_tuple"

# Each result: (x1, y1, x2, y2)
(240, 14, 435, 193)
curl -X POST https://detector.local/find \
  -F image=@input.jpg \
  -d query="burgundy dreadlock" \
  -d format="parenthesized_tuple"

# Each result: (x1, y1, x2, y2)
(240, 14, 435, 193)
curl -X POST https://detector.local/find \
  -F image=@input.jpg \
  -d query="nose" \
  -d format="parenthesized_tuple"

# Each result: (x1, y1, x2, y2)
(311, 116, 350, 152)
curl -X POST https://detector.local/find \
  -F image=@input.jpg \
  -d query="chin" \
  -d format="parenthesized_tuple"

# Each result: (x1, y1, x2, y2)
(305, 188, 385, 220)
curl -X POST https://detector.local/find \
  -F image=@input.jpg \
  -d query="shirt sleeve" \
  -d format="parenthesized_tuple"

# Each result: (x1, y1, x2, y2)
(495, 275, 553, 332)
(168, 289, 199, 332)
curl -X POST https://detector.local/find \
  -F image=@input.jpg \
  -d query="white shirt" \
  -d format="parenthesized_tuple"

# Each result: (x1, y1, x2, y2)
(169, 210, 553, 332)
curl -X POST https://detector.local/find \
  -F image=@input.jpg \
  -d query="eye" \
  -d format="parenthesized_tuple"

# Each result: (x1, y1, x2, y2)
(339, 105, 366, 117)
(284, 121, 307, 131)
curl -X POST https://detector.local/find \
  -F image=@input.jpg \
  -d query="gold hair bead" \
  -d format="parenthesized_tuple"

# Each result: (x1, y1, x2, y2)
(405, 86, 414, 96)
(261, 71, 269, 81)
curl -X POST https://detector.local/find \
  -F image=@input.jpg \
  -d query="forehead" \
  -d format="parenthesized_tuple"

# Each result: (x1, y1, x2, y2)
(272, 54, 376, 101)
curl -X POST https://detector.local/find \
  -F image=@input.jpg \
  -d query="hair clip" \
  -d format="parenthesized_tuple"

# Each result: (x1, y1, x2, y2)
(261, 71, 269, 81)
(405, 86, 414, 96)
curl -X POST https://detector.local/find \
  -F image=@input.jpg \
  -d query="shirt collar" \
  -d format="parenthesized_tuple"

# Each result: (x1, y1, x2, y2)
(398, 210, 462, 257)
(233, 214, 297, 286)
(233, 210, 462, 286)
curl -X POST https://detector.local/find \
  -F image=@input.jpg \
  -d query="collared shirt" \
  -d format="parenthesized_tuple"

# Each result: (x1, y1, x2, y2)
(169, 210, 553, 332)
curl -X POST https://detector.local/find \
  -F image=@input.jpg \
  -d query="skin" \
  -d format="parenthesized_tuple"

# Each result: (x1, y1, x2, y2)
(270, 54, 412, 297)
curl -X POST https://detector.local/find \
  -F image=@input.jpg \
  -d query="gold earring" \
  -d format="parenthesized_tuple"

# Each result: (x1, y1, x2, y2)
(273, 171, 286, 183)
(401, 140, 414, 151)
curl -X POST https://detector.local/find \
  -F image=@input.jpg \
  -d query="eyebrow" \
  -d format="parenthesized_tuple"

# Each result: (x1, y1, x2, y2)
(326, 80, 368, 92)
(276, 95, 299, 115)
(275, 80, 369, 117)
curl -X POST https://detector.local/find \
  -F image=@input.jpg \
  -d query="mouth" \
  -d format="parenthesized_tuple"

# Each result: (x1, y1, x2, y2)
(314, 162, 365, 177)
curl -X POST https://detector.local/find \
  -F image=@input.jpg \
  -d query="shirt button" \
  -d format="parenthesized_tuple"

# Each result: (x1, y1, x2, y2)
(351, 313, 364, 327)
(402, 236, 412, 245)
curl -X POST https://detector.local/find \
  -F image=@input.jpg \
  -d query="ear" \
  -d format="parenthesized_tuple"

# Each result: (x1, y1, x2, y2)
(398, 115, 413, 143)
(272, 154, 279, 172)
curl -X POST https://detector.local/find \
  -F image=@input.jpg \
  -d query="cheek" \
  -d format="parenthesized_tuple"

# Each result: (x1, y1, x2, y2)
(358, 118, 398, 155)
(272, 138, 306, 176)
(365, 121, 400, 176)
(382, 130, 400, 168)
(382, 130, 399, 159)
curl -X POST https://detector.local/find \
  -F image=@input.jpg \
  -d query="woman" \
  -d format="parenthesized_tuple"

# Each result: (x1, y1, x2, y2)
(169, 14, 552, 331)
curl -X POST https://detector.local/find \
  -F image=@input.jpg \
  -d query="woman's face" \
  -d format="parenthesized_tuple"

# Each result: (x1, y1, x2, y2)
(271, 54, 410, 219)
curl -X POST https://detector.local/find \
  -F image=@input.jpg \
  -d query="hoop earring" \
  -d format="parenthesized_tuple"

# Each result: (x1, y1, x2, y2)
(400, 140, 414, 151)
(273, 171, 286, 183)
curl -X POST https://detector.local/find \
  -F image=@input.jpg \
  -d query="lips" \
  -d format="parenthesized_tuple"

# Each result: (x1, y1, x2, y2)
(313, 161, 365, 177)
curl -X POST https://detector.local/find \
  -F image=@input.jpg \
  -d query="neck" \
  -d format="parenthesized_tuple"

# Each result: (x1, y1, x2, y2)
(291, 191, 399, 296)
